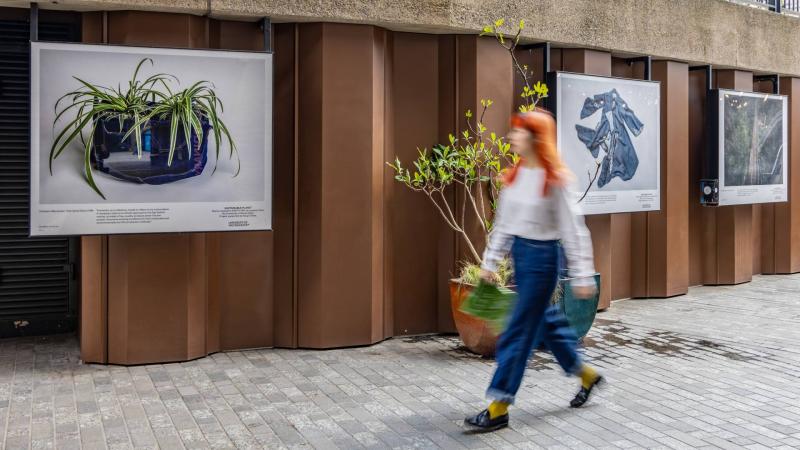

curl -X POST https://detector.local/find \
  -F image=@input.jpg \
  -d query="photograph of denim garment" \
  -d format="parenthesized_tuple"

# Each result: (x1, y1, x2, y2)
(555, 72, 660, 215)
(722, 93, 785, 186)
(575, 89, 643, 189)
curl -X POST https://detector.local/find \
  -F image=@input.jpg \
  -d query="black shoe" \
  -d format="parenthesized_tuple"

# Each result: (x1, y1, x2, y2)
(570, 375, 604, 408)
(464, 409, 509, 432)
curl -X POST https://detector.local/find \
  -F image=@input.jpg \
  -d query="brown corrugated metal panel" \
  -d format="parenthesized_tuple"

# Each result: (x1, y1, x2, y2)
(106, 11, 205, 48)
(295, 23, 324, 347)
(295, 23, 387, 348)
(371, 27, 388, 343)
(754, 78, 800, 274)
(750, 204, 774, 275)
(654, 61, 690, 297)
(458, 36, 513, 264)
(436, 35, 458, 333)
(688, 70, 707, 286)
(79, 236, 107, 363)
(387, 33, 441, 336)
(272, 23, 298, 348)
(79, 13, 105, 364)
(210, 232, 274, 351)
(107, 234, 207, 364)
(211, 18, 274, 352)
(610, 58, 650, 301)
(562, 49, 614, 309)
(513, 46, 547, 113)
(211, 20, 264, 51)
(474, 38, 513, 137)
(610, 214, 632, 301)
(775, 78, 800, 274)
(754, 80, 772, 276)
(455, 36, 483, 266)
(633, 61, 690, 298)
(206, 234, 221, 354)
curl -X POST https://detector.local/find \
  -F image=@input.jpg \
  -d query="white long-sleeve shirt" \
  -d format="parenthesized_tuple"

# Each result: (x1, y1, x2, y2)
(481, 167, 596, 287)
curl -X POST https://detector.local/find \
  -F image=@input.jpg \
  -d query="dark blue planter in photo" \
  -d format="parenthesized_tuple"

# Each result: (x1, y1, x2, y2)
(92, 114, 211, 185)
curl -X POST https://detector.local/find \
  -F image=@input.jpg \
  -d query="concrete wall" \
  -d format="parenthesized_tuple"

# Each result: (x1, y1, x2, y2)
(12, 0, 800, 77)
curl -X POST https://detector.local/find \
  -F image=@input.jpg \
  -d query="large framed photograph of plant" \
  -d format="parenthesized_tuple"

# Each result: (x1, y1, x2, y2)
(551, 72, 661, 215)
(30, 42, 272, 236)
(708, 89, 788, 206)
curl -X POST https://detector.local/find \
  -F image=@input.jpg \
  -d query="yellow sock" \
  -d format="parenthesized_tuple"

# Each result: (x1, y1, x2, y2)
(488, 401, 509, 419)
(579, 364, 599, 389)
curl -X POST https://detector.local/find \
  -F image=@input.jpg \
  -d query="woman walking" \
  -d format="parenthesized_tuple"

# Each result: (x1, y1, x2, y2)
(465, 110, 603, 432)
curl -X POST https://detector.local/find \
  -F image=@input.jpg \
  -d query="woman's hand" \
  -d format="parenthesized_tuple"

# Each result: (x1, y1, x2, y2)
(479, 269, 498, 284)
(572, 283, 597, 299)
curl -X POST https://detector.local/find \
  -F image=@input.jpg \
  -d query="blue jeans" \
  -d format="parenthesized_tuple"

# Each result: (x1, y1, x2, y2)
(487, 237, 583, 404)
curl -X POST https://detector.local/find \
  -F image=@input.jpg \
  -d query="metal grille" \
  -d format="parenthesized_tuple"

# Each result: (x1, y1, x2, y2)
(784, 0, 800, 13)
(0, 16, 79, 334)
(730, 0, 800, 13)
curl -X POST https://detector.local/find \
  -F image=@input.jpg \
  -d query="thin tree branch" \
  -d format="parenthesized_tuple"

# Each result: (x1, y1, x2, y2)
(427, 191, 461, 231)
(454, 179, 488, 234)
(476, 169, 488, 230)
(578, 161, 602, 203)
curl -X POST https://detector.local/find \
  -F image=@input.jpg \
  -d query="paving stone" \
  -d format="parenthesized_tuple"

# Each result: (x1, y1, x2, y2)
(4, 274, 800, 448)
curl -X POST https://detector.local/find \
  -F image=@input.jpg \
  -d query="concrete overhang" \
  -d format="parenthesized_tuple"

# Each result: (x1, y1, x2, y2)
(3, 0, 800, 77)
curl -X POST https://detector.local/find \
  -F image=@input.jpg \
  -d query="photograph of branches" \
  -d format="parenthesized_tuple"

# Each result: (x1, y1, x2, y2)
(723, 93, 785, 186)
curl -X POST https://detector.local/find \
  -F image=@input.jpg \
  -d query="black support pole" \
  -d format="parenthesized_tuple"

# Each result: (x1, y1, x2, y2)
(260, 17, 271, 53)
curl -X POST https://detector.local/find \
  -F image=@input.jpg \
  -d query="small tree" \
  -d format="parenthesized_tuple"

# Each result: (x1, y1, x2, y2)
(387, 19, 548, 281)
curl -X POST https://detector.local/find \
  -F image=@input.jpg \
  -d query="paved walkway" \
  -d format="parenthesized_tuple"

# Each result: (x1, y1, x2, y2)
(2, 275, 800, 449)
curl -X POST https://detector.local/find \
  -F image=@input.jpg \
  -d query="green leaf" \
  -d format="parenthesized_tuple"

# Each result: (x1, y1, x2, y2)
(167, 109, 179, 167)
(82, 133, 105, 199)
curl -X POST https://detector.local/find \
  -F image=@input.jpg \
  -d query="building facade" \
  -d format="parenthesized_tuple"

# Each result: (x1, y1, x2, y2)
(1, 0, 799, 364)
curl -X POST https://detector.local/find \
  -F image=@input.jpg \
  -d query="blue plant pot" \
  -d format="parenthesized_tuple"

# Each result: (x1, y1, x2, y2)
(92, 115, 210, 185)
(552, 273, 601, 340)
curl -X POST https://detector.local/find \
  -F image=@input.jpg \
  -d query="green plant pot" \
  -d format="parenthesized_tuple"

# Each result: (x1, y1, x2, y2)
(552, 273, 601, 340)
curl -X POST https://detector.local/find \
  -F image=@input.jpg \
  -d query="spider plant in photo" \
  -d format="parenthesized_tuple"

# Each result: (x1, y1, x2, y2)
(50, 57, 239, 199)
(122, 80, 239, 177)
(50, 58, 173, 198)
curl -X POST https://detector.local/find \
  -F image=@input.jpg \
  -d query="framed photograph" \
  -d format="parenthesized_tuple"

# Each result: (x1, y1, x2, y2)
(711, 89, 788, 206)
(30, 42, 272, 236)
(552, 71, 661, 215)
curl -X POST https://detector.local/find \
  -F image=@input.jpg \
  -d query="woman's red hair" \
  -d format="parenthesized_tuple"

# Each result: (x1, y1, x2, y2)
(503, 110, 569, 195)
